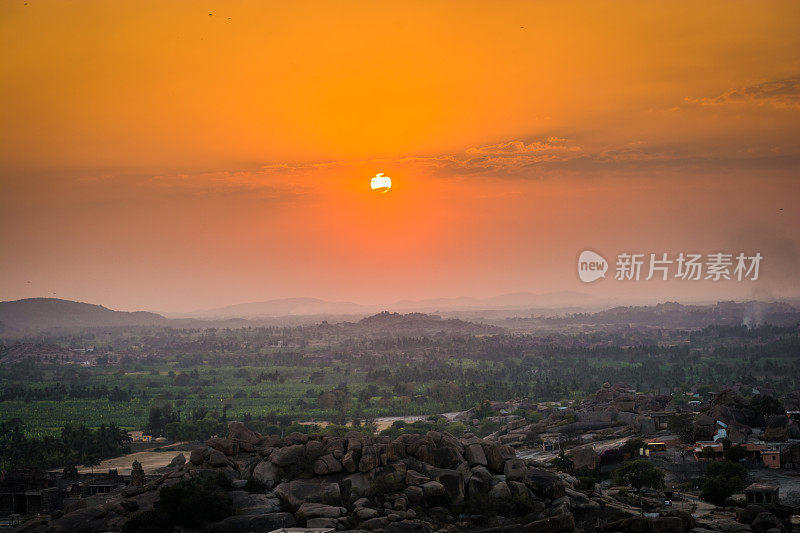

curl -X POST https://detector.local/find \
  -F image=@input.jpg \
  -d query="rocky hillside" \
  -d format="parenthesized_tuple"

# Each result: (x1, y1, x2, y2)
(347, 311, 503, 336)
(25, 421, 773, 532)
(28, 422, 590, 532)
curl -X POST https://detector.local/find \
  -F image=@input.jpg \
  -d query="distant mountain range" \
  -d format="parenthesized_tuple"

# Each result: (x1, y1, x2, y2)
(0, 298, 503, 337)
(179, 297, 367, 318)
(1, 297, 798, 335)
(177, 291, 601, 319)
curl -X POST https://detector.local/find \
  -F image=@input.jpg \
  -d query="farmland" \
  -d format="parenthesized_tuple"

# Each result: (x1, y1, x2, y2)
(2, 314, 799, 441)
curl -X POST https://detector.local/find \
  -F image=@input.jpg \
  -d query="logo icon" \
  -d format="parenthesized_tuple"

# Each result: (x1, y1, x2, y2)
(578, 250, 608, 283)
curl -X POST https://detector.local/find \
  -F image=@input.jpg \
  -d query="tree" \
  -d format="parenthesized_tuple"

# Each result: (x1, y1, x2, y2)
(701, 446, 718, 461)
(622, 438, 647, 457)
(84, 455, 101, 474)
(706, 460, 747, 485)
(615, 460, 665, 492)
(701, 476, 736, 507)
(668, 414, 695, 443)
(725, 444, 747, 462)
(62, 464, 78, 479)
(474, 400, 493, 420)
(552, 450, 574, 474)
(749, 395, 785, 426)
(147, 402, 180, 435)
(701, 459, 747, 507)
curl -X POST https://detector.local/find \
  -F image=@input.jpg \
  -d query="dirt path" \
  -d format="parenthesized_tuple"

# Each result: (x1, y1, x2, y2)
(298, 412, 463, 432)
(50, 442, 192, 475)
(516, 435, 630, 462)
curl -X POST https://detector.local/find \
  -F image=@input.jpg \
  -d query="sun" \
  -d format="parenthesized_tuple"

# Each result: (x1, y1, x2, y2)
(370, 173, 392, 193)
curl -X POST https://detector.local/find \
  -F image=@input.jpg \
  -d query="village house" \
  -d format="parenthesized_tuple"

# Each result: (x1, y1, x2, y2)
(761, 450, 781, 469)
(744, 483, 780, 505)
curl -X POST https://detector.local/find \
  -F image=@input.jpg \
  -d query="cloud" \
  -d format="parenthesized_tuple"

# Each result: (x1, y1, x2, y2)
(687, 77, 800, 109)
(98, 130, 798, 196)
(466, 137, 580, 155)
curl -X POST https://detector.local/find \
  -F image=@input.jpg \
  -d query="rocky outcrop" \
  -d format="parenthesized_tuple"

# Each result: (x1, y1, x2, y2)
(781, 441, 800, 468)
(566, 443, 598, 470)
(763, 414, 800, 441)
(27, 421, 589, 533)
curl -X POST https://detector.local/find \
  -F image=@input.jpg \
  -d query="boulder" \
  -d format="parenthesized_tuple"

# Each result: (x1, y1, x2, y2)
(481, 441, 515, 473)
(737, 505, 766, 524)
(252, 460, 280, 489)
(169, 453, 186, 467)
(405, 469, 429, 486)
(361, 516, 391, 530)
(207, 437, 238, 456)
(190, 448, 208, 465)
(342, 450, 360, 472)
(524, 468, 566, 499)
(359, 445, 378, 472)
(567, 444, 599, 470)
(508, 481, 530, 503)
(208, 449, 229, 467)
(306, 517, 336, 528)
(404, 485, 424, 505)
(270, 444, 306, 466)
(503, 458, 527, 483)
(428, 467, 464, 505)
(347, 435, 363, 453)
(284, 432, 309, 445)
(228, 490, 280, 515)
(296, 502, 345, 520)
(467, 466, 493, 497)
(305, 439, 324, 458)
(274, 479, 342, 511)
(489, 481, 512, 501)
(232, 455, 260, 479)
(323, 437, 346, 456)
(227, 421, 260, 445)
(751, 512, 781, 532)
(420, 480, 446, 499)
(357, 507, 380, 520)
(313, 454, 343, 475)
(465, 443, 488, 467)
(431, 446, 463, 469)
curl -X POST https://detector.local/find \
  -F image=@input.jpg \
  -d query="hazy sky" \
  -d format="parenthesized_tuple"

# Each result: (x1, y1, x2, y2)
(1, 1, 799, 312)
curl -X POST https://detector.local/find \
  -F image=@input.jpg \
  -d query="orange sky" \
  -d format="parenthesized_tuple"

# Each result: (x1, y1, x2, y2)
(1, 1, 799, 312)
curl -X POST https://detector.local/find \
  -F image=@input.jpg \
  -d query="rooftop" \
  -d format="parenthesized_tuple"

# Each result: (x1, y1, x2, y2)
(745, 483, 779, 492)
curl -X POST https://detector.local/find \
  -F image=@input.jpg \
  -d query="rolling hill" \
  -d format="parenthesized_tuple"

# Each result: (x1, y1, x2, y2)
(0, 298, 168, 331)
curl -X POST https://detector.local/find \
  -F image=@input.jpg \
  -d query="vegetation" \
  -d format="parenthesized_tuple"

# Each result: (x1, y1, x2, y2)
(1, 321, 798, 445)
(552, 450, 574, 473)
(701, 460, 748, 507)
(615, 460, 665, 492)
(621, 437, 647, 457)
(0, 419, 130, 470)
